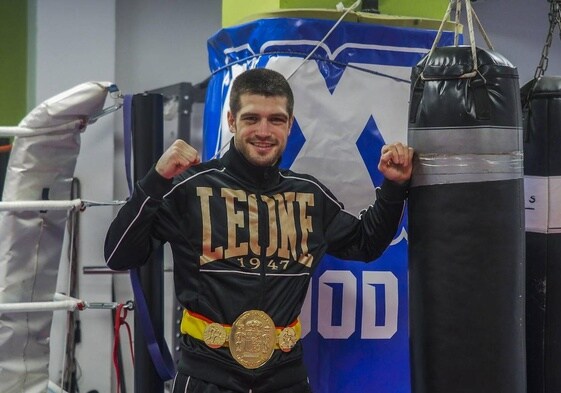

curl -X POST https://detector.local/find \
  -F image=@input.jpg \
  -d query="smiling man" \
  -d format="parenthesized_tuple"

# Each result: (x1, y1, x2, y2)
(105, 68, 413, 393)
(229, 93, 290, 165)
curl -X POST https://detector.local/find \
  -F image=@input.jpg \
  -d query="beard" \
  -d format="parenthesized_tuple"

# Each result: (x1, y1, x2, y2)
(234, 136, 284, 167)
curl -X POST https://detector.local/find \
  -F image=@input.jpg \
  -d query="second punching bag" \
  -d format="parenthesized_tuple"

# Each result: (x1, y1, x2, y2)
(407, 46, 526, 393)
(522, 75, 561, 393)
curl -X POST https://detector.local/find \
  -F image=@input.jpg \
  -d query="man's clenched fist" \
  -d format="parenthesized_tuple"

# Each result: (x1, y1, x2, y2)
(155, 139, 200, 179)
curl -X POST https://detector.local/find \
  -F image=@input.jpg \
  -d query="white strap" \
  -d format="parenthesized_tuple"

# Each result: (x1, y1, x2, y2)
(422, 0, 495, 80)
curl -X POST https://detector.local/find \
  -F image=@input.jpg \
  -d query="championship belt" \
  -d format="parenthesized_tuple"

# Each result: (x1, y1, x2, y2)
(229, 310, 277, 369)
(182, 309, 300, 369)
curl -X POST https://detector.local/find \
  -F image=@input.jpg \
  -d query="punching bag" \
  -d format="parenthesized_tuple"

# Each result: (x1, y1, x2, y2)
(407, 45, 526, 393)
(522, 75, 561, 393)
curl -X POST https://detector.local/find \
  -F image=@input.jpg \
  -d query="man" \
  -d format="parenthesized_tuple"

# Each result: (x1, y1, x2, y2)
(105, 68, 413, 393)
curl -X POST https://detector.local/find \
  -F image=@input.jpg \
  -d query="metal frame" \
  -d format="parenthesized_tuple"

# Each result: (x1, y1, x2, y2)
(148, 80, 208, 365)
(148, 79, 208, 152)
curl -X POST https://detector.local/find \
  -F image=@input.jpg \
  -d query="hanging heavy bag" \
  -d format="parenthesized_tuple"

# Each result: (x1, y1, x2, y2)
(407, 1, 526, 392)
(522, 2, 561, 392)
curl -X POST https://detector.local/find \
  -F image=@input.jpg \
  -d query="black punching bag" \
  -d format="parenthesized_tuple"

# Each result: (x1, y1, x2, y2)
(407, 46, 526, 393)
(522, 76, 561, 393)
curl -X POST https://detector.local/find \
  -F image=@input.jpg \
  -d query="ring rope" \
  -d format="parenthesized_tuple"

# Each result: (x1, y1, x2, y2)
(0, 199, 126, 212)
(0, 293, 134, 313)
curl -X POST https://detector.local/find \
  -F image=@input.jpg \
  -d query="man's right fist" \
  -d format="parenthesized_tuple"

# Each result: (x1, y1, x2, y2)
(155, 139, 200, 179)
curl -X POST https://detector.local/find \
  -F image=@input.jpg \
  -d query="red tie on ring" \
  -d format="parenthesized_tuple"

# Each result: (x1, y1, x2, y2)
(113, 303, 135, 393)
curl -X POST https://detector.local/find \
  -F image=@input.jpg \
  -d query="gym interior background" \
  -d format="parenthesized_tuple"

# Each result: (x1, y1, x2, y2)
(0, 1, 559, 392)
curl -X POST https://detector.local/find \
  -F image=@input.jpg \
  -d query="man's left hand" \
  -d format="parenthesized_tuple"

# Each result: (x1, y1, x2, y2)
(378, 143, 414, 185)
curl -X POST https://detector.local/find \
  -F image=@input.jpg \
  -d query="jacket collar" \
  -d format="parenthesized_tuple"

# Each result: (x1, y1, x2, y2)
(220, 139, 281, 189)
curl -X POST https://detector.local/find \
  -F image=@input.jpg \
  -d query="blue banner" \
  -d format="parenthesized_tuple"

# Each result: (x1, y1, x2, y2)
(204, 17, 455, 393)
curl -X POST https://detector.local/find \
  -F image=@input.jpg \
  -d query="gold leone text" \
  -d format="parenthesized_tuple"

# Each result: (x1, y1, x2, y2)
(197, 187, 315, 267)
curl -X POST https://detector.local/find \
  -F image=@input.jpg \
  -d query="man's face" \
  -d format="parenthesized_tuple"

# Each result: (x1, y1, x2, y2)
(228, 93, 293, 167)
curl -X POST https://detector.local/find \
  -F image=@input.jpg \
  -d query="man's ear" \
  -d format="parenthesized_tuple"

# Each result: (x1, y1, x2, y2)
(288, 116, 294, 135)
(227, 111, 235, 133)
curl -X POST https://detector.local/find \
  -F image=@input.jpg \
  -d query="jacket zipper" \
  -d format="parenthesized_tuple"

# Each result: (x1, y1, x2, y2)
(256, 191, 268, 310)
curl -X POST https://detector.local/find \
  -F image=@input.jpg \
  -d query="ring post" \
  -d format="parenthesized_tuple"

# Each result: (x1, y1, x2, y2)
(131, 93, 165, 393)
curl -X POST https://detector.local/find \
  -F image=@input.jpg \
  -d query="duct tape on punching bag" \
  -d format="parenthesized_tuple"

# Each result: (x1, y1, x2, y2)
(522, 75, 561, 393)
(407, 43, 526, 393)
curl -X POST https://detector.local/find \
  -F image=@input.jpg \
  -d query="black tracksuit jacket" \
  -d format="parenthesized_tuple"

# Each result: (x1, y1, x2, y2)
(104, 141, 407, 392)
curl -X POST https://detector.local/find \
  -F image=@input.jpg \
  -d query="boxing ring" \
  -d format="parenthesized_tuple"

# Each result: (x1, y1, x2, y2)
(0, 81, 131, 393)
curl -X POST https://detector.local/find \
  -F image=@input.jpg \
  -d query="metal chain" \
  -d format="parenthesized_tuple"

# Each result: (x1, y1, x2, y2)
(535, 0, 561, 79)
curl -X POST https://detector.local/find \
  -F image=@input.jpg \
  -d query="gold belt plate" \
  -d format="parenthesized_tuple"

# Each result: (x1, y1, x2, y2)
(278, 326, 297, 352)
(229, 310, 276, 369)
(203, 322, 227, 349)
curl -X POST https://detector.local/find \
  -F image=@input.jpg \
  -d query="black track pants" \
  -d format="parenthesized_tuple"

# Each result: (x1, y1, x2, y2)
(171, 373, 312, 393)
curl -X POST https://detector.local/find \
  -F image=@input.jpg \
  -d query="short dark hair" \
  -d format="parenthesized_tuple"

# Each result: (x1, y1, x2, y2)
(229, 68, 294, 117)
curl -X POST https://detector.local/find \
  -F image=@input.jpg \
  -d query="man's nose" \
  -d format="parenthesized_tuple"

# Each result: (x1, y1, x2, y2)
(255, 120, 271, 136)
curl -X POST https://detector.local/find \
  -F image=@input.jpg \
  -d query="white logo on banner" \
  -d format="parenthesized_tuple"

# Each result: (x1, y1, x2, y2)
(219, 57, 412, 216)
(271, 57, 411, 216)
(299, 270, 399, 339)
